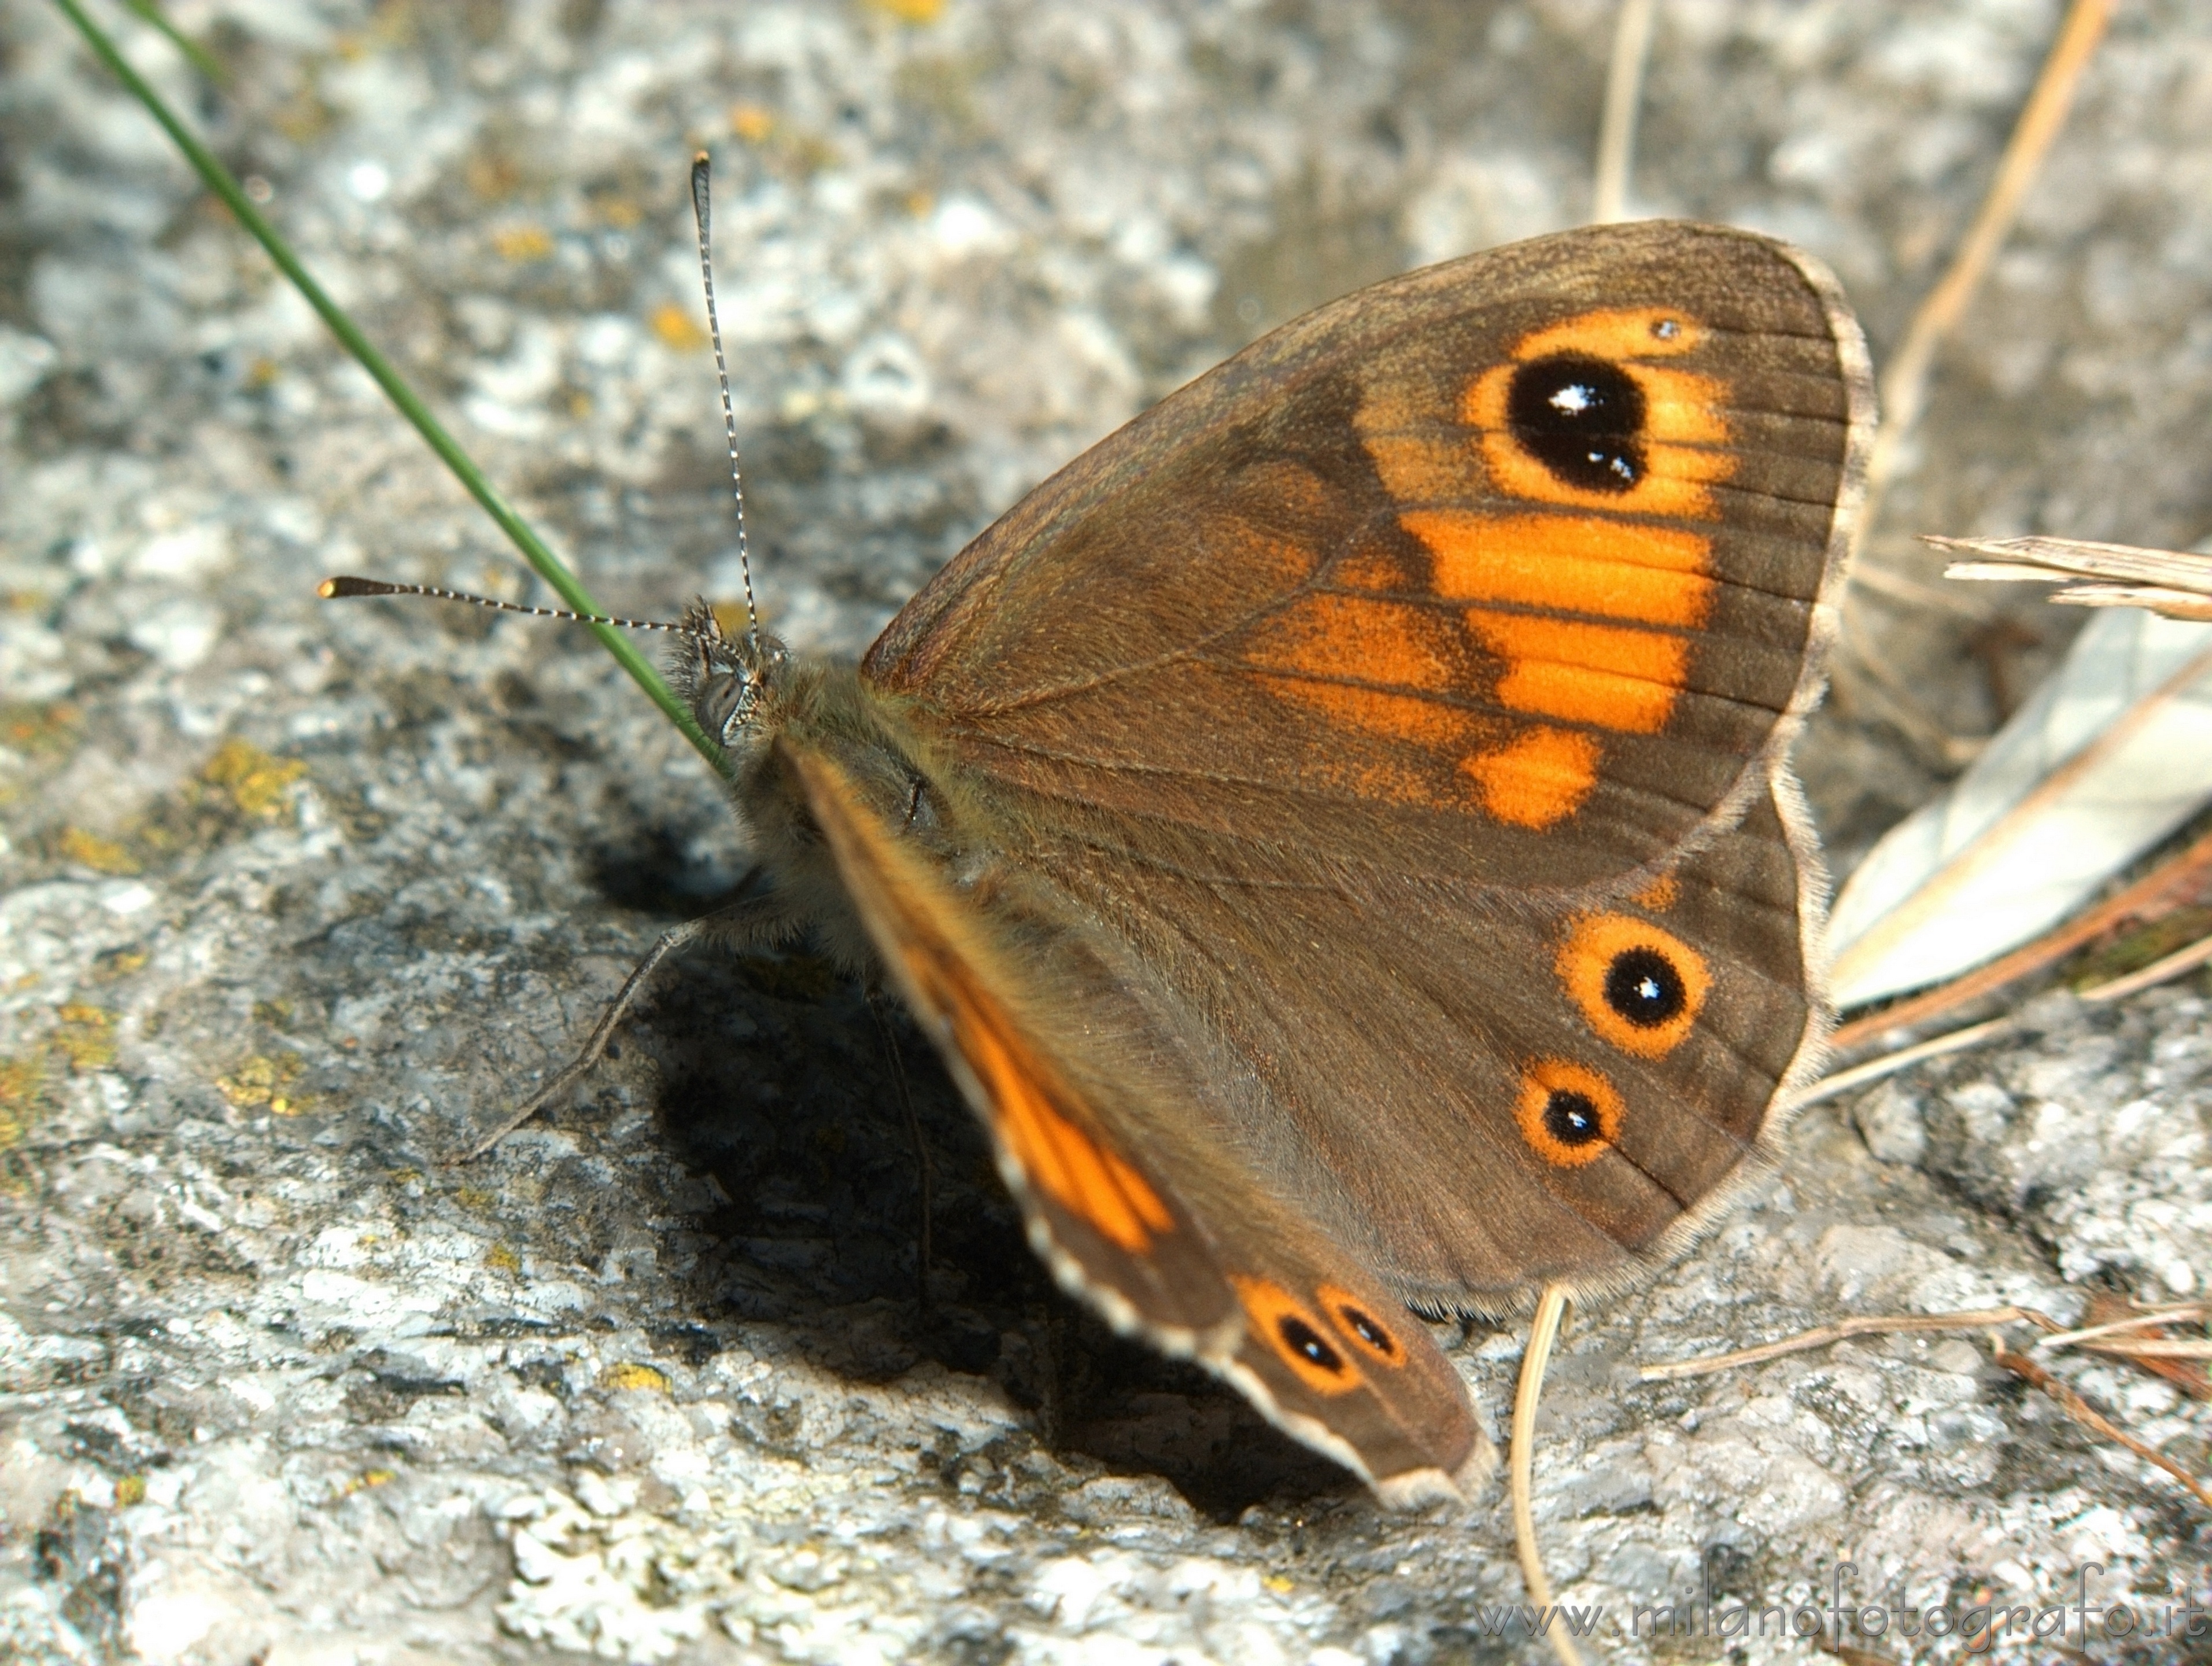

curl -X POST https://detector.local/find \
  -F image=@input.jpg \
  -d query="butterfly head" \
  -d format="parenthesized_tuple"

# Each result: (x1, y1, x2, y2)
(673, 599, 788, 749)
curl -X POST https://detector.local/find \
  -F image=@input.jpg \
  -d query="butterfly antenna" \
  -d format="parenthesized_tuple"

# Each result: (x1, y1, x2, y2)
(690, 151, 760, 659)
(317, 576, 693, 633)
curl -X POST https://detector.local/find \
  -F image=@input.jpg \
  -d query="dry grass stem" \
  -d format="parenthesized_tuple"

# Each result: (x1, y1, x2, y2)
(1853, 0, 2113, 547)
(1938, 534, 2212, 621)
(2038, 1302, 2210, 1349)
(1827, 824, 2212, 1053)
(1589, 0, 1656, 224)
(1639, 1307, 2059, 1383)
(1511, 1285, 1584, 1666)
(1989, 1336, 2212, 1509)
(1789, 1017, 2013, 1110)
(2078, 930, 2212, 1004)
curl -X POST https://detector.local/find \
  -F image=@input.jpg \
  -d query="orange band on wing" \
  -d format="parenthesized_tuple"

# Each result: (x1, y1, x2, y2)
(961, 1013, 1175, 1251)
(1399, 510, 1714, 627)
(1460, 725, 1598, 828)
(1465, 609, 1689, 733)
(1239, 594, 1464, 694)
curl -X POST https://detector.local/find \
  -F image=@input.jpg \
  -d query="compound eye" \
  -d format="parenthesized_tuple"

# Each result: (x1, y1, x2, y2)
(696, 672, 748, 742)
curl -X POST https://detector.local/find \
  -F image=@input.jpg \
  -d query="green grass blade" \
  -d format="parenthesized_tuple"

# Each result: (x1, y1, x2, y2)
(117, 0, 224, 84)
(49, 0, 730, 776)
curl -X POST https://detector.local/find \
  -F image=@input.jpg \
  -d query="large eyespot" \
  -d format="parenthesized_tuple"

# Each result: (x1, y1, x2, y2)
(1515, 1059, 1624, 1168)
(1505, 353, 1647, 495)
(1317, 1282, 1409, 1370)
(1557, 912, 1709, 1059)
(1232, 1276, 1363, 1396)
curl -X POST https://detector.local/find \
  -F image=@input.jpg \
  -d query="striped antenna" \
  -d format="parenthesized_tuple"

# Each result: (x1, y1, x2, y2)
(317, 575, 696, 633)
(690, 151, 759, 657)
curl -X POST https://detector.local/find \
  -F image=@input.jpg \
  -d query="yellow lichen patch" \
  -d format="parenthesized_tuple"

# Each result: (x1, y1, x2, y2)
(649, 301, 710, 353)
(215, 1052, 307, 1112)
(1, 701, 80, 757)
(590, 192, 643, 228)
(491, 224, 553, 261)
(466, 150, 522, 201)
(601, 1362, 671, 1394)
(115, 1475, 147, 1507)
(334, 1467, 398, 1499)
(58, 828, 138, 875)
(867, 0, 946, 20)
(731, 102, 776, 142)
(0, 1056, 43, 1149)
(94, 948, 148, 980)
(202, 739, 307, 820)
(53, 1005, 116, 1071)
(455, 1186, 496, 1211)
(486, 1243, 520, 1273)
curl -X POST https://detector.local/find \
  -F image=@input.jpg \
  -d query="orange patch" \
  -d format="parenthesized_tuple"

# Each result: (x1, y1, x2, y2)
(1460, 724, 1599, 828)
(1316, 1282, 1409, 1370)
(1514, 1058, 1626, 1168)
(1631, 872, 1681, 912)
(1508, 306, 1703, 362)
(1557, 913, 1711, 1059)
(1233, 1275, 1364, 1397)
(1239, 595, 1463, 693)
(1400, 511, 1713, 627)
(959, 1010, 1174, 1251)
(1467, 609, 1689, 733)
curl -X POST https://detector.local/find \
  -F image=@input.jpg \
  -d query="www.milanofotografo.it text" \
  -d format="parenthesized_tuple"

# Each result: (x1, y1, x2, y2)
(1462, 1563, 2204, 1648)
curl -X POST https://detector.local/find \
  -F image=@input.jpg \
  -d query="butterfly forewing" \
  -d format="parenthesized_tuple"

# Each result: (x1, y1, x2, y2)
(866, 222, 1867, 894)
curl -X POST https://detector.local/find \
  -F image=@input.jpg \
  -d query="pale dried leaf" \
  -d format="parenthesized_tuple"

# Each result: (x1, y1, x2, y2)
(1827, 607, 2212, 1008)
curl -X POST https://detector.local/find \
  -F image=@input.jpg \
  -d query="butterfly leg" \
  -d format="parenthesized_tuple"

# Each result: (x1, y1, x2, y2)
(452, 871, 802, 1160)
(865, 982, 935, 1317)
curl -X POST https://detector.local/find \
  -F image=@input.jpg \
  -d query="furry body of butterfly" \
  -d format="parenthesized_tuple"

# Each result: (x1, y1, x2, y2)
(583, 219, 1873, 1506)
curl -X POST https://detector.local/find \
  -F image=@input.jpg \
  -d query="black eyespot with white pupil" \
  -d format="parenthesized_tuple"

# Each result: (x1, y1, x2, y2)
(1604, 945, 1687, 1029)
(1335, 1303, 1398, 1358)
(1544, 1089, 1604, 1148)
(1506, 352, 1647, 494)
(1279, 1315, 1347, 1376)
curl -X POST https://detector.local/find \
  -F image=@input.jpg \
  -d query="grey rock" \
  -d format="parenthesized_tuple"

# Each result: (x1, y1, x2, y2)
(5, 1, 2212, 1662)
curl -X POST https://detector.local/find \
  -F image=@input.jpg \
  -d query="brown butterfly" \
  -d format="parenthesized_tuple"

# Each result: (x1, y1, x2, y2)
(338, 217, 1873, 1505)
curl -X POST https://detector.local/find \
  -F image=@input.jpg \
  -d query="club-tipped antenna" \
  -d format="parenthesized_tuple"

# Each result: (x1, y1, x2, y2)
(318, 575, 696, 634)
(690, 151, 759, 658)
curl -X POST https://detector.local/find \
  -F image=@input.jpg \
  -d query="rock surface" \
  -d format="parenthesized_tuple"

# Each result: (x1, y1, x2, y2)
(4, 1, 2212, 1661)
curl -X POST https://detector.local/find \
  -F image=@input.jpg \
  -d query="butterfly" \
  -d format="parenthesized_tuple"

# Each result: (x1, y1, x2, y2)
(346, 218, 1872, 1505)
